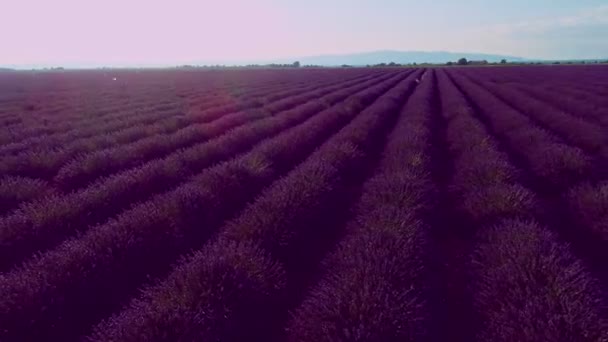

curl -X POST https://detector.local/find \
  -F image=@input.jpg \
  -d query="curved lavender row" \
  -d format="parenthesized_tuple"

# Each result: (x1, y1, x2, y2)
(461, 65, 608, 91)
(19, 72, 378, 156)
(0, 71, 402, 272)
(0, 176, 56, 215)
(0, 87, 143, 126)
(0, 71, 412, 342)
(0, 70, 364, 156)
(48, 71, 382, 183)
(0, 70, 222, 122)
(2, 103, 191, 155)
(0, 69, 368, 146)
(52, 72, 385, 190)
(462, 72, 608, 154)
(285, 71, 435, 342)
(563, 84, 608, 97)
(0, 73, 376, 179)
(509, 83, 608, 127)
(447, 70, 591, 193)
(1, 82, 213, 145)
(2, 88, 205, 139)
(87, 70, 421, 342)
(0, 80, 283, 155)
(438, 70, 608, 341)
(0, 70, 352, 149)
(0, 69, 373, 132)
(545, 84, 608, 106)
(0, 76, 322, 156)
(28, 69, 379, 131)
(460, 67, 608, 146)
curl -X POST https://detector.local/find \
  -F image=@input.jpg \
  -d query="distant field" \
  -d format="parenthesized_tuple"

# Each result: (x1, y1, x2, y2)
(1, 65, 607, 341)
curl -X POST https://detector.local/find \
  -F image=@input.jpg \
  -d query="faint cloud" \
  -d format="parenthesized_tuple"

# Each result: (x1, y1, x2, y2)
(467, 5, 608, 59)
(487, 5, 608, 35)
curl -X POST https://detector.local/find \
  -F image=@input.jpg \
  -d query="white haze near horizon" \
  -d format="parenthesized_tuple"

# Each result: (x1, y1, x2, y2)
(1, 0, 608, 68)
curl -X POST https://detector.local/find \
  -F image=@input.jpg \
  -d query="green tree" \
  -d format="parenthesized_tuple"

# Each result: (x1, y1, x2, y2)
(457, 58, 468, 65)
(293, 61, 301, 68)
(500, 59, 507, 64)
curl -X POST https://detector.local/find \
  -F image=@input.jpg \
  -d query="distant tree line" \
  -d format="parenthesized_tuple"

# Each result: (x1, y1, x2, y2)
(262, 61, 301, 68)
(552, 60, 608, 65)
(444, 58, 608, 66)
(170, 58, 608, 70)
(444, 58, 506, 66)
(174, 58, 608, 70)
(363, 62, 403, 68)
(176, 61, 305, 69)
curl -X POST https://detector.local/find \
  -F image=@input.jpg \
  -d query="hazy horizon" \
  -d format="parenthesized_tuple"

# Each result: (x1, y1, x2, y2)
(2, 0, 608, 68)
(1, 50, 528, 70)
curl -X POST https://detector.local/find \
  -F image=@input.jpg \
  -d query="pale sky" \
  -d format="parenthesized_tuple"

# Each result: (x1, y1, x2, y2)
(1, 0, 607, 67)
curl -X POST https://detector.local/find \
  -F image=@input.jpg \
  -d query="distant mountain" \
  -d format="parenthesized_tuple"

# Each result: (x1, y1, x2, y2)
(270, 50, 525, 66)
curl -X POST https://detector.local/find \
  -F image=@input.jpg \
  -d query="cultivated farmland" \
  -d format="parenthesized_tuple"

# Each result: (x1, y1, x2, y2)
(1, 65, 607, 341)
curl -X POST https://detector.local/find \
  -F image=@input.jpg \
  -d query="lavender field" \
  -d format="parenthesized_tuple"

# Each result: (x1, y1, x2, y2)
(1, 65, 608, 341)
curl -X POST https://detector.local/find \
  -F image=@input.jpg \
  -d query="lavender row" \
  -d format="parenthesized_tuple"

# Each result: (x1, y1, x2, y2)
(87, 70, 421, 342)
(437, 70, 535, 224)
(511, 83, 608, 127)
(1, 86, 255, 155)
(52, 72, 385, 190)
(0, 71, 366, 166)
(567, 182, 608, 243)
(458, 65, 608, 90)
(2, 102, 188, 155)
(471, 219, 608, 342)
(0, 72, 412, 342)
(0, 71, 349, 155)
(0, 71, 402, 272)
(0, 69, 363, 146)
(1, 92, 192, 146)
(545, 84, 608, 107)
(0, 176, 56, 215)
(286, 71, 436, 341)
(462, 73, 607, 154)
(440, 70, 608, 341)
(0, 73, 368, 179)
(34, 71, 380, 180)
(3, 70, 377, 159)
(0, 68, 377, 130)
(447, 70, 591, 193)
